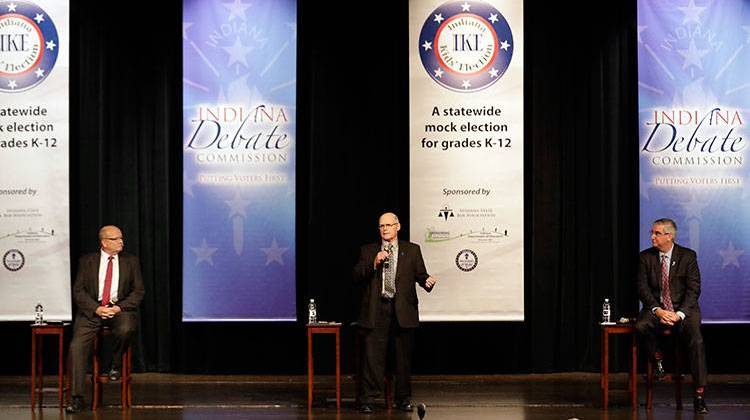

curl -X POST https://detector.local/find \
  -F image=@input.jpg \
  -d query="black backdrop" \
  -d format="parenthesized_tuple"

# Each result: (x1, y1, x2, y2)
(2, 0, 749, 375)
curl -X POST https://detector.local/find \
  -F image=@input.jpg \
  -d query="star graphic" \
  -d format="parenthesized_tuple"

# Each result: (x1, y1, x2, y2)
(223, 36, 253, 68)
(422, 40, 432, 51)
(677, 0, 707, 25)
(434, 68, 444, 78)
(718, 241, 744, 269)
(287, 22, 297, 40)
(639, 175, 650, 201)
(7, 80, 16, 89)
(676, 38, 708, 71)
(34, 68, 44, 78)
(682, 194, 708, 221)
(184, 174, 197, 198)
(191, 239, 218, 266)
(461, 2, 471, 12)
(500, 40, 510, 51)
(461, 80, 471, 89)
(434, 13, 444, 24)
(7, 3, 16, 12)
(225, 191, 250, 218)
(46, 40, 56, 51)
(488, 13, 498, 24)
(261, 238, 288, 266)
(223, 0, 252, 21)
(637, 25, 647, 44)
(743, 26, 750, 44)
(488, 68, 498, 78)
(183, 22, 193, 40)
(34, 13, 44, 24)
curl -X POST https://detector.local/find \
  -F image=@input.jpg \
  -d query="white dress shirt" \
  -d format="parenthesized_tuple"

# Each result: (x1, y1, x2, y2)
(98, 250, 120, 303)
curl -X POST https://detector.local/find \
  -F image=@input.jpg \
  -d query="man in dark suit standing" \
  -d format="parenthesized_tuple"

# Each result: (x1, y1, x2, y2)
(635, 218, 708, 414)
(353, 212, 436, 414)
(66, 225, 145, 413)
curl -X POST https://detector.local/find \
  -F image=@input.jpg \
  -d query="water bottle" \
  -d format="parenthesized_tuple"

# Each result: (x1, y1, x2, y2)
(34, 302, 44, 325)
(602, 298, 611, 324)
(308, 299, 317, 324)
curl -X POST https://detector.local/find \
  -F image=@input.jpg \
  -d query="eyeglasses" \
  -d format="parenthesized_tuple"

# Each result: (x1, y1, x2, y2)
(103, 237, 124, 241)
(378, 223, 399, 230)
(649, 231, 670, 237)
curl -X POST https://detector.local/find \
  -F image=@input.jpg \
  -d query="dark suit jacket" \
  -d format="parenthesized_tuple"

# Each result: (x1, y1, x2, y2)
(353, 240, 432, 329)
(72, 251, 145, 319)
(637, 243, 701, 318)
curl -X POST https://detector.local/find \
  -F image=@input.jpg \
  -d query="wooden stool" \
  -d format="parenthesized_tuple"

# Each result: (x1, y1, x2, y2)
(646, 329, 682, 410)
(30, 323, 69, 409)
(307, 323, 341, 410)
(600, 323, 638, 409)
(91, 327, 133, 409)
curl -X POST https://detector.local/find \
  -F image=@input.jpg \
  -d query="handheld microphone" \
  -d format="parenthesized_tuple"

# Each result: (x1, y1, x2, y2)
(417, 403, 426, 419)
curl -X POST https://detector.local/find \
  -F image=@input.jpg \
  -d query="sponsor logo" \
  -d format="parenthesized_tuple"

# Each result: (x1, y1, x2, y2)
(418, 0, 514, 92)
(0, 0, 60, 92)
(3, 248, 25, 271)
(438, 205, 454, 221)
(455, 248, 478, 271)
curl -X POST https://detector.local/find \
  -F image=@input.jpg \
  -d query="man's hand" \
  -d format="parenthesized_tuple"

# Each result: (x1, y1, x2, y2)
(425, 276, 437, 289)
(95, 305, 121, 319)
(655, 308, 681, 326)
(373, 250, 390, 269)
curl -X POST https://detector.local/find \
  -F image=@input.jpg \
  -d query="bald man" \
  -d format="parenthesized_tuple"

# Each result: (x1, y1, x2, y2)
(353, 212, 436, 413)
(66, 225, 145, 413)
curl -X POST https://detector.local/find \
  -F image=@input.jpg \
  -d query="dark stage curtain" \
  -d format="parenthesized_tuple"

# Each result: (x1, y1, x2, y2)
(1, 0, 748, 375)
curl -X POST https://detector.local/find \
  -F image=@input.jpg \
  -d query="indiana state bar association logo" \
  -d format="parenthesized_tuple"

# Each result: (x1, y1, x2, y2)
(419, 0, 513, 92)
(0, 1, 59, 93)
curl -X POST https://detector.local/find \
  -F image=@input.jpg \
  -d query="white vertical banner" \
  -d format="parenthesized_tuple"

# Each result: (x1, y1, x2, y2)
(410, 0, 523, 321)
(0, 0, 70, 320)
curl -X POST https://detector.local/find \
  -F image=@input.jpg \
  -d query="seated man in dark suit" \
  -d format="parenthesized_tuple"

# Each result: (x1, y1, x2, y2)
(66, 225, 145, 413)
(635, 218, 708, 414)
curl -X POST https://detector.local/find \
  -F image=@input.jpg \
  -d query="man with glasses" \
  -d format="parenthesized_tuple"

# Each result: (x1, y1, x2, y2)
(353, 212, 436, 414)
(66, 225, 145, 413)
(635, 218, 708, 414)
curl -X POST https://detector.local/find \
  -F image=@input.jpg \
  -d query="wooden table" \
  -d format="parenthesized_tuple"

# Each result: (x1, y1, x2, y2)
(600, 323, 637, 409)
(30, 323, 69, 409)
(307, 323, 341, 410)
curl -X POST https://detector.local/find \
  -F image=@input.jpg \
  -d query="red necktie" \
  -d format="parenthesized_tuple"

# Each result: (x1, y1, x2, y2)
(660, 255, 673, 311)
(101, 256, 114, 306)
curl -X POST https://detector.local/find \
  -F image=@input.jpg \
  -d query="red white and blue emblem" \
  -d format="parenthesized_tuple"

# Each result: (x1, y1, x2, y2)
(0, 1, 59, 93)
(419, 0, 513, 92)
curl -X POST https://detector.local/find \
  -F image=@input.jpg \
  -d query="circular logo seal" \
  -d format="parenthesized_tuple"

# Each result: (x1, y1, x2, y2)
(419, 0, 513, 92)
(455, 249, 478, 272)
(3, 249, 25, 271)
(0, 0, 60, 93)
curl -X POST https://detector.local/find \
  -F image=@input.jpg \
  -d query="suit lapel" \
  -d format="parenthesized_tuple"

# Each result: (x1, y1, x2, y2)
(668, 245, 680, 283)
(395, 240, 407, 281)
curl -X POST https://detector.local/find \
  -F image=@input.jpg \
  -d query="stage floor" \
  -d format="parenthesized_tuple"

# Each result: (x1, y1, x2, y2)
(1, 373, 749, 419)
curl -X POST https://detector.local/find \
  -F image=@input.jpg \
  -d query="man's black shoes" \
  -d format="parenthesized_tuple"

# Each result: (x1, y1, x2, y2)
(393, 401, 414, 412)
(654, 359, 666, 381)
(694, 394, 709, 414)
(359, 404, 374, 414)
(65, 396, 85, 413)
(108, 367, 121, 381)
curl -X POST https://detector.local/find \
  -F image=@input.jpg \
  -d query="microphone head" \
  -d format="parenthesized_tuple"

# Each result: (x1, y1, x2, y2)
(417, 403, 426, 419)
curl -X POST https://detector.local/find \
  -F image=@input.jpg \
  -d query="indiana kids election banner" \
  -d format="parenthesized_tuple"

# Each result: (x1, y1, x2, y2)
(638, 0, 750, 322)
(182, 0, 296, 321)
(409, 0, 524, 321)
(0, 0, 71, 320)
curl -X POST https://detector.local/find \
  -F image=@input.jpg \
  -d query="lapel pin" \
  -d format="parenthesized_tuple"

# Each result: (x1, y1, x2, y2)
(672, 261, 676, 266)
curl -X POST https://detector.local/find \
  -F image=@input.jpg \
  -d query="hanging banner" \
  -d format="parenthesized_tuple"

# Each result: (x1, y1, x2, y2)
(183, 0, 296, 321)
(0, 0, 70, 320)
(638, 0, 750, 322)
(409, 0, 524, 321)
